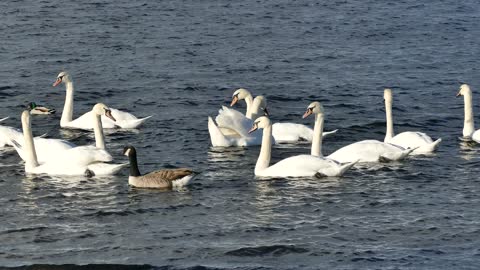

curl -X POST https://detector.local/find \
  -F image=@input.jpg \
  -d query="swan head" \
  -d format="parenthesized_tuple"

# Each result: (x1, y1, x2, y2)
(230, 88, 252, 106)
(92, 103, 116, 122)
(384, 88, 393, 101)
(253, 95, 269, 116)
(53, 71, 71, 87)
(457, 84, 471, 97)
(123, 145, 136, 157)
(302, 101, 324, 119)
(248, 116, 271, 133)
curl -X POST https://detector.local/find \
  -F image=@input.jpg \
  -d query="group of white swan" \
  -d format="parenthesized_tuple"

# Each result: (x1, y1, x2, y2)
(3, 78, 479, 186)
(0, 71, 197, 188)
(208, 87, 448, 178)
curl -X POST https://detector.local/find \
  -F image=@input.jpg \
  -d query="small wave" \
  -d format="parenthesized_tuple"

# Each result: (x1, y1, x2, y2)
(225, 244, 309, 257)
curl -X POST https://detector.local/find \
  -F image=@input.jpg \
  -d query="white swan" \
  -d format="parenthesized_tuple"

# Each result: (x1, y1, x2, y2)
(12, 111, 112, 176)
(208, 105, 264, 147)
(230, 88, 338, 143)
(249, 115, 355, 177)
(457, 84, 480, 142)
(12, 105, 126, 176)
(53, 71, 152, 130)
(123, 145, 198, 188)
(383, 88, 441, 154)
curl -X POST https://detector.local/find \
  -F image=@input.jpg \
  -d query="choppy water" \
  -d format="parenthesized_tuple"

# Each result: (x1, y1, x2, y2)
(1, 0, 480, 269)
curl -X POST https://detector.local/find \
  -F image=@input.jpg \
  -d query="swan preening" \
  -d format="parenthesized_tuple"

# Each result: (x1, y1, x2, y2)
(208, 88, 337, 146)
(54, 71, 152, 130)
(383, 89, 441, 154)
(10, 104, 126, 176)
(457, 84, 480, 142)
(123, 146, 197, 188)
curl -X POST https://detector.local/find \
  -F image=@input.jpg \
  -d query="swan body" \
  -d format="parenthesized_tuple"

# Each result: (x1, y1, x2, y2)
(230, 88, 338, 143)
(123, 146, 197, 188)
(457, 84, 480, 142)
(208, 106, 265, 147)
(383, 88, 441, 154)
(12, 111, 113, 176)
(328, 140, 414, 163)
(250, 115, 355, 177)
(54, 71, 152, 130)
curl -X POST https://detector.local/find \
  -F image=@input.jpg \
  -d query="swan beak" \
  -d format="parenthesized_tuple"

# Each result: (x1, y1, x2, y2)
(263, 107, 269, 116)
(105, 109, 116, 122)
(456, 91, 462, 97)
(248, 124, 258, 134)
(230, 96, 239, 107)
(53, 78, 62, 87)
(302, 109, 313, 119)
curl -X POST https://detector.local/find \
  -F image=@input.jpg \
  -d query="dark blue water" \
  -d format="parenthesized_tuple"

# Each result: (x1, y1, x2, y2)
(1, 0, 480, 269)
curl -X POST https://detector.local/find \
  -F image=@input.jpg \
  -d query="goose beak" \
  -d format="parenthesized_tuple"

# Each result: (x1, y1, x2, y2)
(230, 95, 239, 107)
(105, 109, 116, 122)
(53, 78, 62, 87)
(248, 124, 258, 134)
(263, 107, 269, 116)
(302, 108, 313, 119)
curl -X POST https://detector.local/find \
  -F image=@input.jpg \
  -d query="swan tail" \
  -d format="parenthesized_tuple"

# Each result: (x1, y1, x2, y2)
(116, 115, 152, 129)
(208, 117, 230, 147)
(0, 117, 9, 123)
(416, 138, 442, 153)
(322, 129, 339, 138)
(337, 160, 357, 176)
(87, 162, 128, 175)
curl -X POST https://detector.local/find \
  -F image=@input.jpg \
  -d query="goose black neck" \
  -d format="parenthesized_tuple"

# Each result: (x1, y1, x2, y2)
(128, 151, 141, 177)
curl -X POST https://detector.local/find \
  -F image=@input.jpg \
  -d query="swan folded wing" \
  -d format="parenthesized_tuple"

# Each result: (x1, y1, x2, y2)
(388, 131, 434, 146)
(65, 111, 116, 130)
(215, 106, 253, 137)
(259, 154, 340, 177)
(0, 125, 22, 147)
(272, 123, 313, 142)
(46, 146, 113, 166)
(87, 162, 127, 175)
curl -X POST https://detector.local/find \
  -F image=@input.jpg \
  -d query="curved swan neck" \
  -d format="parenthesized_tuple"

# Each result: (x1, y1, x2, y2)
(463, 90, 475, 137)
(93, 114, 106, 149)
(61, 82, 74, 127)
(244, 95, 254, 119)
(311, 113, 324, 157)
(128, 151, 141, 177)
(255, 125, 272, 174)
(22, 113, 39, 169)
(385, 98, 394, 142)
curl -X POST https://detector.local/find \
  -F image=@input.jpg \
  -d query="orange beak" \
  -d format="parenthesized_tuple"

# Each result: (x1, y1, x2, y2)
(53, 78, 62, 87)
(248, 124, 258, 134)
(456, 91, 461, 97)
(105, 109, 116, 122)
(230, 96, 239, 107)
(302, 109, 312, 119)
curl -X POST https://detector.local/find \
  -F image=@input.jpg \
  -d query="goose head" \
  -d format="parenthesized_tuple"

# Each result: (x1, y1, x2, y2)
(253, 95, 269, 116)
(384, 88, 393, 102)
(53, 71, 72, 87)
(302, 101, 324, 119)
(457, 84, 471, 97)
(230, 88, 253, 106)
(123, 145, 136, 157)
(248, 116, 271, 133)
(92, 103, 116, 122)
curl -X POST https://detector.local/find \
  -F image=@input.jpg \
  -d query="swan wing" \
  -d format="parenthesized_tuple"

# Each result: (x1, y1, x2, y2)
(215, 106, 253, 137)
(258, 155, 341, 177)
(328, 140, 408, 163)
(388, 131, 441, 154)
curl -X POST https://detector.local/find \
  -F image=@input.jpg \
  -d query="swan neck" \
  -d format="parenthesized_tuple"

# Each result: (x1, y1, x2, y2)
(93, 114, 106, 149)
(255, 125, 272, 174)
(244, 95, 254, 119)
(128, 152, 141, 177)
(385, 98, 394, 142)
(22, 115, 39, 169)
(311, 113, 324, 157)
(463, 91, 475, 137)
(61, 82, 74, 126)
